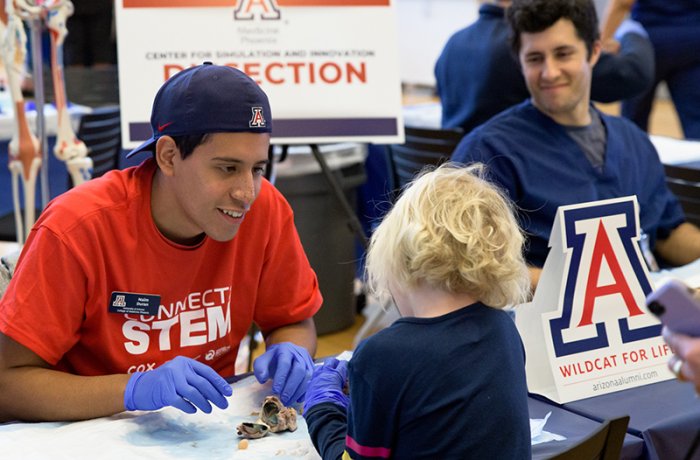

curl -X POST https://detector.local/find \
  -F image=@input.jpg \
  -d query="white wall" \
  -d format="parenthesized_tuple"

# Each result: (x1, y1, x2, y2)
(397, 0, 479, 86)
(397, 0, 611, 86)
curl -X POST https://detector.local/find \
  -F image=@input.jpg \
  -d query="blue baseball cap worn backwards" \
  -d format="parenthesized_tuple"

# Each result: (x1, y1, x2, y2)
(126, 62, 272, 158)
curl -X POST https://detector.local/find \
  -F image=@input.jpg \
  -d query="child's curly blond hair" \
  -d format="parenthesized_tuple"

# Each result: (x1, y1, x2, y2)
(365, 162, 529, 308)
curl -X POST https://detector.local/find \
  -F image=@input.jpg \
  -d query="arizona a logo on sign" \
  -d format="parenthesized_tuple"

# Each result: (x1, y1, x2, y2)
(516, 196, 673, 403)
(234, 0, 281, 20)
(116, 0, 403, 147)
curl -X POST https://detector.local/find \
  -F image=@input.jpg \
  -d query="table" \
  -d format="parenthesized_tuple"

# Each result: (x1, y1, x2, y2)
(561, 379, 700, 460)
(402, 102, 442, 129)
(648, 135, 700, 165)
(0, 374, 631, 459)
(529, 396, 644, 459)
(0, 376, 320, 460)
(400, 102, 700, 167)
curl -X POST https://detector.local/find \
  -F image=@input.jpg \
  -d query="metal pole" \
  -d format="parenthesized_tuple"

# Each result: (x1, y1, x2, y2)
(29, 14, 49, 208)
(309, 144, 368, 250)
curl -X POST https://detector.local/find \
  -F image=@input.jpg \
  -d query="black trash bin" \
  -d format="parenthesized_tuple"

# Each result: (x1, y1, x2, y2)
(273, 144, 367, 335)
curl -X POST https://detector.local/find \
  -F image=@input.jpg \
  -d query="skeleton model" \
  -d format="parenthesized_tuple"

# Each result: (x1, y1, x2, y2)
(0, 0, 90, 244)
(45, 0, 90, 183)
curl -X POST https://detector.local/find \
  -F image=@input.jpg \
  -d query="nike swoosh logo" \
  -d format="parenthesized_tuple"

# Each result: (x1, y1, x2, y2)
(158, 121, 174, 132)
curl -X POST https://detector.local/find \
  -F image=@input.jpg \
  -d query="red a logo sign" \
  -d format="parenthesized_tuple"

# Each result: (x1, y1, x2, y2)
(549, 198, 658, 358)
(234, 0, 281, 20)
(578, 221, 645, 327)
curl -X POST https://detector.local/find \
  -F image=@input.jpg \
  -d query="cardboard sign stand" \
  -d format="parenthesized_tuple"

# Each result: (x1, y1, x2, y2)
(516, 196, 674, 404)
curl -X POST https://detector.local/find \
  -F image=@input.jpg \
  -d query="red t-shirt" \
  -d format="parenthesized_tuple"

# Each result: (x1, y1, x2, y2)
(0, 159, 322, 377)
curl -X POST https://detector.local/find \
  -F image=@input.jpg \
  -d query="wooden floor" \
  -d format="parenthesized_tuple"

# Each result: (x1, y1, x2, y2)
(597, 99, 683, 139)
(316, 315, 366, 357)
(314, 92, 685, 359)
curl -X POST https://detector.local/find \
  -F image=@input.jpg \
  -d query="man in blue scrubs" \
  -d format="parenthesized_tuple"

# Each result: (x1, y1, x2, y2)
(451, 0, 700, 288)
(435, 0, 655, 133)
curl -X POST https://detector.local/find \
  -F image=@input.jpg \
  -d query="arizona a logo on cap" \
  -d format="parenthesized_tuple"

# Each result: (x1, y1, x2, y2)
(249, 107, 266, 128)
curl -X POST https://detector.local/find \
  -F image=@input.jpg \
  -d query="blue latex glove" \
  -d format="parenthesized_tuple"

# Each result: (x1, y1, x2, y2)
(124, 356, 232, 414)
(303, 358, 349, 413)
(614, 19, 649, 41)
(253, 342, 314, 405)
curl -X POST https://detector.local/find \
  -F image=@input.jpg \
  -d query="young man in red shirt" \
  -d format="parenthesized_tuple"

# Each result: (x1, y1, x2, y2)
(0, 62, 322, 422)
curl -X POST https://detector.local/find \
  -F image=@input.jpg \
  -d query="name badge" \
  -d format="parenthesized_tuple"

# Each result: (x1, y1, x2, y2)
(109, 291, 161, 316)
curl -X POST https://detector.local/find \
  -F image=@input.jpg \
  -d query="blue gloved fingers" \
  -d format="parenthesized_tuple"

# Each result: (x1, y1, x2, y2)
(281, 361, 311, 405)
(271, 348, 294, 396)
(272, 345, 314, 404)
(292, 366, 313, 404)
(303, 388, 349, 413)
(312, 358, 348, 386)
(334, 359, 349, 381)
(310, 359, 330, 379)
(253, 343, 315, 404)
(127, 369, 199, 414)
(253, 347, 276, 384)
(293, 350, 316, 403)
(175, 374, 215, 413)
(186, 359, 232, 410)
(124, 356, 232, 414)
(303, 359, 351, 413)
(168, 393, 198, 414)
(152, 361, 213, 414)
(170, 360, 232, 413)
(321, 358, 348, 382)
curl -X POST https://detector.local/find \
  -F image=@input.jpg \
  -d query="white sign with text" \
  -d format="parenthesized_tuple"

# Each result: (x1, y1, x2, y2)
(115, 0, 404, 148)
(516, 196, 673, 403)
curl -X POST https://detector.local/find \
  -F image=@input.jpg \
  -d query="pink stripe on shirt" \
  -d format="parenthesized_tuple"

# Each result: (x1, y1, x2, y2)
(345, 435, 392, 458)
